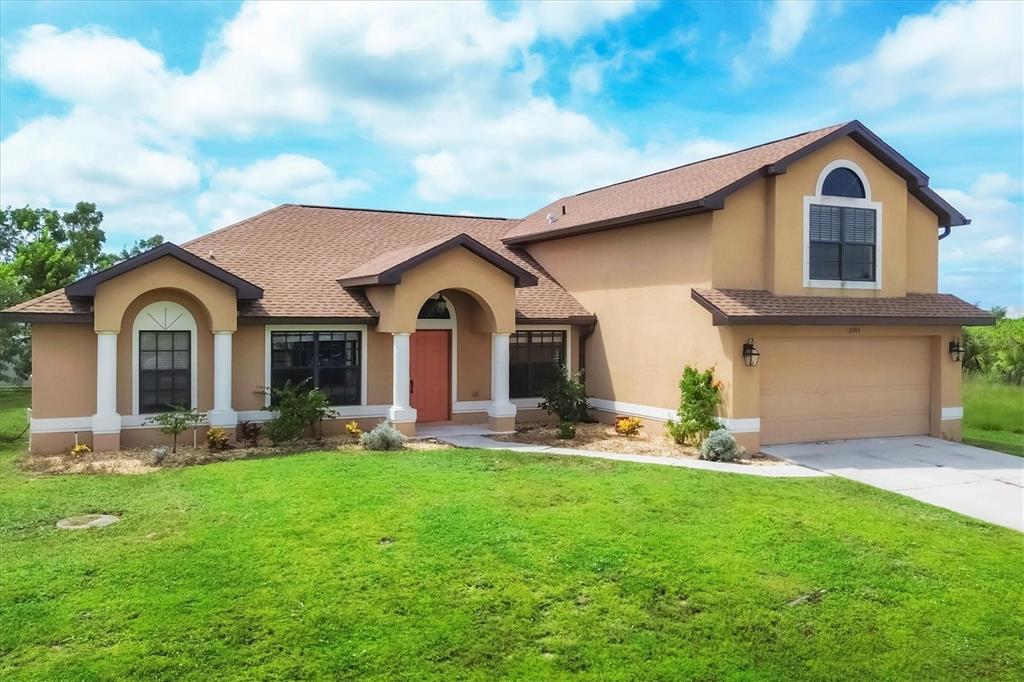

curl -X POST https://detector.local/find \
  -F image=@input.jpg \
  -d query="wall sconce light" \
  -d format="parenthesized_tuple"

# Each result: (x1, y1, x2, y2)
(948, 337, 965, 363)
(742, 338, 760, 367)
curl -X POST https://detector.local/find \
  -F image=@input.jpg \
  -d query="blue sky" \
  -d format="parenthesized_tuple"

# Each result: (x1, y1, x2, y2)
(1, 0, 1021, 309)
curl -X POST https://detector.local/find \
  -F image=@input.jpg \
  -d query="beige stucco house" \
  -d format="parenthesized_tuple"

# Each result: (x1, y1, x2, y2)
(2, 121, 994, 454)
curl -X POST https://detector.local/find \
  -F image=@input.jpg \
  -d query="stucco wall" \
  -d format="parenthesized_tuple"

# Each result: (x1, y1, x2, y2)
(906, 194, 939, 293)
(233, 324, 266, 410)
(31, 323, 96, 418)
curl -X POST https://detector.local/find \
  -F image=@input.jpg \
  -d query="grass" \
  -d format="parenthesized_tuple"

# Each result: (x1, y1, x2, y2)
(1, 392, 1023, 680)
(963, 375, 1024, 456)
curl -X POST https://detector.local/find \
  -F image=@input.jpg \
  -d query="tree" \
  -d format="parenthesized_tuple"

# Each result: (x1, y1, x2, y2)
(0, 203, 164, 382)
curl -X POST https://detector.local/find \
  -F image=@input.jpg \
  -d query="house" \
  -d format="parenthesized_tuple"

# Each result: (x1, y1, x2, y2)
(2, 121, 995, 454)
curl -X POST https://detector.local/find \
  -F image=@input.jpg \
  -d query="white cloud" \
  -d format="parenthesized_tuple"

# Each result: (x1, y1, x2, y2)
(766, 0, 816, 57)
(0, 108, 199, 208)
(569, 61, 607, 97)
(836, 1, 1024, 108)
(197, 154, 369, 228)
(733, 0, 819, 83)
(938, 173, 1024, 307)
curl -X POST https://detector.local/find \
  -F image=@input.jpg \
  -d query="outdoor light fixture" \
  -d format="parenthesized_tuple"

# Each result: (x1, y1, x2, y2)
(742, 338, 760, 367)
(948, 337, 965, 363)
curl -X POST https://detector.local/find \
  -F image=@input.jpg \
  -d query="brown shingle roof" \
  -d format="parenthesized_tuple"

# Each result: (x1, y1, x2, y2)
(692, 288, 995, 326)
(503, 120, 969, 244)
(0, 205, 590, 322)
(190, 205, 588, 320)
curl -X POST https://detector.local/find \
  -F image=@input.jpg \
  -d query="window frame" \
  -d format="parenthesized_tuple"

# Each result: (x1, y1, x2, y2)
(263, 325, 368, 408)
(138, 329, 193, 414)
(132, 300, 198, 416)
(803, 160, 883, 291)
(509, 325, 571, 401)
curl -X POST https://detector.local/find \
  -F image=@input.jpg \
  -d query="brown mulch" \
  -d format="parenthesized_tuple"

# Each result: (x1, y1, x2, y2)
(489, 422, 780, 465)
(20, 435, 452, 476)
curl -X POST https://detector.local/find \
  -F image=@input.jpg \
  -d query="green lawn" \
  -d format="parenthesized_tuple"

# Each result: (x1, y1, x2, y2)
(1, 392, 1023, 680)
(963, 376, 1024, 456)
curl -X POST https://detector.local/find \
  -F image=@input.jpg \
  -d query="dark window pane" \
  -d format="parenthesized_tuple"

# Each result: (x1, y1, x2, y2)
(809, 242, 841, 280)
(822, 168, 865, 198)
(270, 331, 361, 405)
(139, 330, 191, 413)
(509, 330, 567, 398)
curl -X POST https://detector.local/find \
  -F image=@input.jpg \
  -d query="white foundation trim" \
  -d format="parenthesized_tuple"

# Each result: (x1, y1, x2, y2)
(512, 397, 544, 409)
(588, 399, 761, 433)
(132, 301, 199, 416)
(452, 400, 491, 413)
(589, 398, 676, 422)
(264, 324, 369, 408)
(941, 406, 964, 420)
(32, 416, 93, 434)
(718, 417, 761, 433)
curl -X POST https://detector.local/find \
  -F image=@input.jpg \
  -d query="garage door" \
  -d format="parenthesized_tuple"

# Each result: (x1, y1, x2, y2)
(759, 336, 931, 445)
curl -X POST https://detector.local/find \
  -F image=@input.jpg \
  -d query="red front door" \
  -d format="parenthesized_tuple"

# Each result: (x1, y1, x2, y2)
(410, 330, 450, 423)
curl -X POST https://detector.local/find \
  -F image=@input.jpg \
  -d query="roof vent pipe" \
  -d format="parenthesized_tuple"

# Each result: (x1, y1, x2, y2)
(561, 205, 566, 215)
(546, 213, 556, 224)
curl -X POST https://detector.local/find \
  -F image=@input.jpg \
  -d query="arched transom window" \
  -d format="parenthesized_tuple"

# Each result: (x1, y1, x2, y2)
(804, 160, 883, 289)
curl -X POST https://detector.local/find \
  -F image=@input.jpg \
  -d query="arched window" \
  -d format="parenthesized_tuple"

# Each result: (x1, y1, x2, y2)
(418, 294, 451, 319)
(805, 160, 882, 289)
(133, 301, 198, 414)
(821, 167, 866, 198)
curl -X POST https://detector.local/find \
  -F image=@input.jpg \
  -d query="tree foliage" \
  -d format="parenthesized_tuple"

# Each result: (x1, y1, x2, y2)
(539, 361, 590, 424)
(0, 203, 164, 382)
(146, 406, 206, 454)
(963, 312, 1024, 385)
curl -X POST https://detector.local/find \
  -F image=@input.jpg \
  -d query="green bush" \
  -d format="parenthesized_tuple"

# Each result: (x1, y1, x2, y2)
(699, 428, 744, 462)
(146, 406, 205, 453)
(557, 420, 576, 439)
(206, 426, 231, 452)
(263, 380, 338, 444)
(666, 366, 722, 446)
(360, 421, 405, 451)
(539, 362, 590, 425)
(964, 314, 1024, 385)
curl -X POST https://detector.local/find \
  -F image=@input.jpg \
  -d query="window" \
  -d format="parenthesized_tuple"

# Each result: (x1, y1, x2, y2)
(821, 167, 866, 198)
(510, 330, 566, 398)
(809, 204, 876, 281)
(270, 331, 361, 405)
(418, 295, 451, 319)
(139, 330, 191, 413)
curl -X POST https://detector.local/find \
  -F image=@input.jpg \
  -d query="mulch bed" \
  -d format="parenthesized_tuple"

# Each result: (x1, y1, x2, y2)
(490, 422, 780, 465)
(20, 436, 451, 476)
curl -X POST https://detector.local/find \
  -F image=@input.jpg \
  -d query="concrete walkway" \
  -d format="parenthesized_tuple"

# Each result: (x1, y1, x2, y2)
(436, 434, 826, 478)
(763, 437, 1024, 532)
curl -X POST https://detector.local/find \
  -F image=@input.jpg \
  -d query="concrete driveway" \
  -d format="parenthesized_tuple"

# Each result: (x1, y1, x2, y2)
(762, 437, 1024, 532)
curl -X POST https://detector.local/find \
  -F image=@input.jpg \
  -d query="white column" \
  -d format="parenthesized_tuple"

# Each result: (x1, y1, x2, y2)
(388, 332, 417, 423)
(92, 331, 121, 434)
(208, 331, 237, 427)
(487, 332, 517, 418)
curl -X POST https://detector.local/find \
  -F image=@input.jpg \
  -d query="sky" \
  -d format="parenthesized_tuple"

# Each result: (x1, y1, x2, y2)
(0, 0, 1021, 310)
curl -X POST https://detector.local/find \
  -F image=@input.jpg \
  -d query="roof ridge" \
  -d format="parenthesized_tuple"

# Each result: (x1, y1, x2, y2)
(294, 203, 515, 221)
(574, 121, 852, 198)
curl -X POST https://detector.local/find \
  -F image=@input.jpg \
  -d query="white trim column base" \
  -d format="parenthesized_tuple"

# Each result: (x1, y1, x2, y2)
(387, 407, 417, 423)
(91, 413, 122, 435)
(93, 330, 121, 438)
(207, 410, 238, 428)
(389, 332, 417, 425)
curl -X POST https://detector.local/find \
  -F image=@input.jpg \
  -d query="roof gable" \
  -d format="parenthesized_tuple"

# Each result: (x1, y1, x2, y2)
(337, 233, 539, 288)
(64, 242, 263, 300)
(503, 120, 968, 245)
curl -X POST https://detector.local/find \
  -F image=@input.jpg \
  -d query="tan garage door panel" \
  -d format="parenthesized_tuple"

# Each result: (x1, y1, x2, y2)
(760, 336, 931, 445)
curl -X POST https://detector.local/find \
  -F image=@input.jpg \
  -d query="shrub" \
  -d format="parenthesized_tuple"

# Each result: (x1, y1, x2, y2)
(614, 416, 643, 437)
(557, 420, 576, 439)
(699, 428, 744, 462)
(236, 420, 262, 448)
(540, 362, 590, 425)
(666, 366, 723, 446)
(964, 315, 1024, 385)
(147, 406, 206, 453)
(206, 426, 231, 451)
(69, 443, 91, 457)
(360, 421, 405, 451)
(263, 380, 338, 444)
(345, 420, 363, 438)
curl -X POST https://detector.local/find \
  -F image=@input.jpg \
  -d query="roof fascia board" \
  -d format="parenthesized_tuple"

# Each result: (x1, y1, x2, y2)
(0, 312, 94, 324)
(65, 243, 264, 300)
(338, 233, 539, 288)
